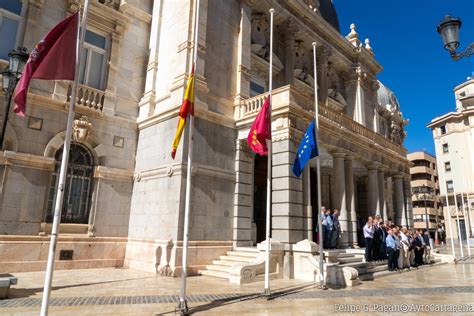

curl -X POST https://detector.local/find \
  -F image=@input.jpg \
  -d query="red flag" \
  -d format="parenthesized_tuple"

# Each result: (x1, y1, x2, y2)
(247, 96, 271, 155)
(14, 12, 79, 116)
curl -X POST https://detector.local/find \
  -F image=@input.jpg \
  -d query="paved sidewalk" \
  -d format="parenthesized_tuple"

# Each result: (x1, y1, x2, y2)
(1, 263, 473, 315)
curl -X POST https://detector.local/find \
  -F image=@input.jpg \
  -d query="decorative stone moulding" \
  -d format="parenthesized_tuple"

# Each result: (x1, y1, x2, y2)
(72, 116, 92, 143)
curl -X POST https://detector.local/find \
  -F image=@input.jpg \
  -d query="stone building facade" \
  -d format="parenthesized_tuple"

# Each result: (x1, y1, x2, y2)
(407, 151, 444, 236)
(428, 77, 474, 241)
(0, 0, 151, 271)
(1, 0, 412, 275)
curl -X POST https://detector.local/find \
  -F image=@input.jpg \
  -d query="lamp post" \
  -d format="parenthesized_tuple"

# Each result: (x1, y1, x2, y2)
(1, 47, 29, 150)
(413, 185, 435, 248)
(437, 15, 474, 61)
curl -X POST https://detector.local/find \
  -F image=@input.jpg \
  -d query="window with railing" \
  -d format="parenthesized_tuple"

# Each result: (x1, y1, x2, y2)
(79, 30, 109, 90)
(45, 143, 94, 224)
(411, 173, 432, 181)
(413, 200, 435, 208)
(0, 0, 23, 60)
(413, 159, 431, 167)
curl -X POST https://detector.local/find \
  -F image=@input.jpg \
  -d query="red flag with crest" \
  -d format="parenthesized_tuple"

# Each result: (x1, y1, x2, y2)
(14, 12, 79, 116)
(247, 96, 271, 155)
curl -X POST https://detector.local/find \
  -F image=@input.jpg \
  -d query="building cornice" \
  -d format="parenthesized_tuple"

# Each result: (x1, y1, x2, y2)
(427, 107, 474, 128)
(1, 151, 55, 170)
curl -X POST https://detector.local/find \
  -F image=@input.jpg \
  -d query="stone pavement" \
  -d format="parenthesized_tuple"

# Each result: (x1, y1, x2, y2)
(0, 263, 473, 315)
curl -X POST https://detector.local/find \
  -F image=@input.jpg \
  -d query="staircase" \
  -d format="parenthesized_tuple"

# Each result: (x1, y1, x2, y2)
(199, 247, 260, 279)
(326, 249, 443, 281)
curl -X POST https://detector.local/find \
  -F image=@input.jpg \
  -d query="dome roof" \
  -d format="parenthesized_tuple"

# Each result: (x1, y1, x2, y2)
(377, 81, 400, 112)
(319, 0, 340, 33)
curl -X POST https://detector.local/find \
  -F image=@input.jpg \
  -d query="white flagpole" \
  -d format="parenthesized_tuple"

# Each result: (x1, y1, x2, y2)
(263, 7, 274, 297)
(460, 192, 472, 256)
(453, 191, 464, 258)
(312, 42, 325, 289)
(40, 2, 90, 315)
(177, 0, 199, 313)
(442, 181, 456, 258)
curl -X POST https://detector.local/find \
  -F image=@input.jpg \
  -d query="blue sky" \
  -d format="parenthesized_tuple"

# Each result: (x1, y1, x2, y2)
(335, 0, 474, 154)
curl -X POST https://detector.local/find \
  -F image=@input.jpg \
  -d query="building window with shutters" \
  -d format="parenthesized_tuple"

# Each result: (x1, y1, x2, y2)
(79, 29, 109, 90)
(446, 180, 454, 193)
(445, 162, 451, 172)
(0, 0, 24, 60)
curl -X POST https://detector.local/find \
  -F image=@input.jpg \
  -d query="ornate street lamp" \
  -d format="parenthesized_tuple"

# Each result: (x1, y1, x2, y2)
(1, 47, 29, 150)
(437, 15, 474, 61)
(413, 185, 435, 247)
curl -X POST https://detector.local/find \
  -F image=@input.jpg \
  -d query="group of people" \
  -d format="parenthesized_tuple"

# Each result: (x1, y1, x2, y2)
(320, 207, 340, 249)
(363, 215, 432, 271)
(319, 209, 433, 272)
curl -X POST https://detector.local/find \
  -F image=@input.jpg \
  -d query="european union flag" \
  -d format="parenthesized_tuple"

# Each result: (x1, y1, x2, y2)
(292, 120, 318, 177)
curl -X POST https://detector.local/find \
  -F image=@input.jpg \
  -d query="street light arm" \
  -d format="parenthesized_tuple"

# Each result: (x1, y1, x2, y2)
(451, 42, 474, 61)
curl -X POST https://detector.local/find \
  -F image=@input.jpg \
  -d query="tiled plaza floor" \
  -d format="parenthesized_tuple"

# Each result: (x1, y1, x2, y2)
(1, 262, 473, 315)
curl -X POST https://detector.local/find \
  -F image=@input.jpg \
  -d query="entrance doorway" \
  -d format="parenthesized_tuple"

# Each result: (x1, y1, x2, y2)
(253, 154, 268, 243)
(310, 168, 319, 243)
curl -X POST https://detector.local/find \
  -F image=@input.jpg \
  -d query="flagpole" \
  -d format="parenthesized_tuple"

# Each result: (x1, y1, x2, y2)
(40, 2, 89, 315)
(460, 192, 472, 257)
(312, 42, 325, 289)
(452, 184, 465, 258)
(442, 176, 456, 258)
(177, 0, 199, 313)
(263, 8, 274, 297)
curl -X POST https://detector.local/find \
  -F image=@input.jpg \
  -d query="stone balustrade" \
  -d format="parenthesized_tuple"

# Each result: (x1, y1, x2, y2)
(67, 84, 105, 112)
(237, 85, 407, 157)
(97, 0, 121, 10)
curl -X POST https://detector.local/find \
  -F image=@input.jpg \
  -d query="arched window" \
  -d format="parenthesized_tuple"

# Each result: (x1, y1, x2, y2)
(45, 143, 94, 224)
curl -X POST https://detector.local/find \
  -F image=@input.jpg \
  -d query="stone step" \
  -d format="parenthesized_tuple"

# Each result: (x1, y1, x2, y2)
(337, 257, 363, 264)
(357, 264, 389, 275)
(212, 260, 234, 266)
(358, 269, 394, 281)
(227, 251, 259, 258)
(205, 264, 231, 273)
(198, 269, 229, 279)
(219, 255, 255, 263)
(234, 247, 260, 253)
(335, 253, 356, 258)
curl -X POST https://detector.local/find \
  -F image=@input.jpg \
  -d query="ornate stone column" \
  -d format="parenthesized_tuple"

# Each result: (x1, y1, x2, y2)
(333, 152, 349, 246)
(393, 174, 406, 226)
(233, 139, 254, 246)
(282, 20, 297, 85)
(234, 0, 252, 108)
(367, 164, 380, 216)
(403, 177, 413, 228)
(344, 155, 357, 246)
(378, 167, 387, 221)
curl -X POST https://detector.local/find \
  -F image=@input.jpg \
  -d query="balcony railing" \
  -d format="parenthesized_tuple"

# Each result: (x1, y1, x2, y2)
(237, 85, 407, 157)
(97, 0, 120, 10)
(67, 84, 105, 112)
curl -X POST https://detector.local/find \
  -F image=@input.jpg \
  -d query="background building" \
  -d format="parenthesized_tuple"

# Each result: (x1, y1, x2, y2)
(1, 0, 412, 278)
(428, 76, 474, 242)
(407, 151, 444, 242)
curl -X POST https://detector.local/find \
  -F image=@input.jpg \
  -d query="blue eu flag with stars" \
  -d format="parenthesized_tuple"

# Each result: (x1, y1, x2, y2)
(292, 120, 319, 177)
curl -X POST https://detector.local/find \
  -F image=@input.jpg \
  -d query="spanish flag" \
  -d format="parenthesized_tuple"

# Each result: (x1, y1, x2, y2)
(171, 66, 195, 159)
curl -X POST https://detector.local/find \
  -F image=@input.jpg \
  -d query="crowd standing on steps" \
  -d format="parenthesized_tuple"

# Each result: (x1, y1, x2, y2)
(319, 208, 433, 272)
